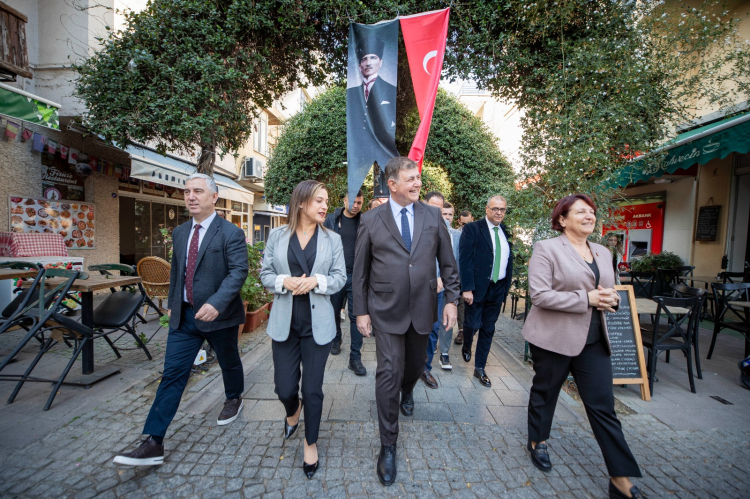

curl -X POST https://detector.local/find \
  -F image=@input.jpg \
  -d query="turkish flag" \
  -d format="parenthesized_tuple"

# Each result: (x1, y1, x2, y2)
(400, 8, 450, 171)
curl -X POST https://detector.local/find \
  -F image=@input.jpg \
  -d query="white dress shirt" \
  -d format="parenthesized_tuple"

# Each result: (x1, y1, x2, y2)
(183, 211, 217, 302)
(362, 74, 379, 101)
(389, 198, 414, 241)
(485, 216, 510, 281)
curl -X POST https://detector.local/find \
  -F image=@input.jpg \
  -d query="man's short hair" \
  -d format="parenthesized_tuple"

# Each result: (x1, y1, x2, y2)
(424, 191, 445, 204)
(384, 157, 418, 183)
(487, 195, 507, 206)
(459, 210, 472, 218)
(356, 37, 385, 61)
(186, 173, 218, 194)
(344, 189, 364, 199)
(443, 201, 453, 209)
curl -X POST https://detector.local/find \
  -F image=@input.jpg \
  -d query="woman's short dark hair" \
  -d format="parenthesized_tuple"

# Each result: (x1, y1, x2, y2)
(550, 194, 597, 232)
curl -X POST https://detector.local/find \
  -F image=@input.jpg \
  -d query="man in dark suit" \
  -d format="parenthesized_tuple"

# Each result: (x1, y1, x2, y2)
(353, 157, 460, 486)
(113, 173, 249, 466)
(346, 36, 398, 169)
(459, 195, 513, 388)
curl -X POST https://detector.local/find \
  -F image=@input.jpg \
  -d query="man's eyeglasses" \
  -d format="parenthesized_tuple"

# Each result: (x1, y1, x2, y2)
(488, 207, 507, 214)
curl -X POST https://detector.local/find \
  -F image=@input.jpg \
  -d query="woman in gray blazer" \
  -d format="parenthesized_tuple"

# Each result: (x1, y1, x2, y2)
(523, 194, 645, 499)
(260, 180, 346, 479)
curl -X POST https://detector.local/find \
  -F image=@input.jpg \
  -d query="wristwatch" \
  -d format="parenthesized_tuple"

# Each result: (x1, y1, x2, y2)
(452, 299, 460, 306)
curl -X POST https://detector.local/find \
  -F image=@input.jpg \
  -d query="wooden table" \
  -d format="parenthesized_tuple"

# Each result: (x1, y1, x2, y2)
(0, 268, 38, 280)
(729, 301, 750, 309)
(634, 298, 689, 315)
(23, 275, 142, 385)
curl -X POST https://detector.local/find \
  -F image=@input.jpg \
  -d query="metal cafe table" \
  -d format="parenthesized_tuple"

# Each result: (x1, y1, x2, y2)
(634, 298, 689, 316)
(22, 274, 142, 386)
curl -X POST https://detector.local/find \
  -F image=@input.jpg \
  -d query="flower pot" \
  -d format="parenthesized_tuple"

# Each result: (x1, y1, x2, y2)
(242, 303, 270, 334)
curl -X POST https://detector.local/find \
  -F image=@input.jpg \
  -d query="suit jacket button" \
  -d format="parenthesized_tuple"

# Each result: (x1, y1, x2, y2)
(409, 264, 413, 268)
(312, 305, 315, 309)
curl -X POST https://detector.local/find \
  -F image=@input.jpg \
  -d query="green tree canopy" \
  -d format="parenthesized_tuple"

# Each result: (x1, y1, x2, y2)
(74, 0, 329, 174)
(263, 86, 514, 216)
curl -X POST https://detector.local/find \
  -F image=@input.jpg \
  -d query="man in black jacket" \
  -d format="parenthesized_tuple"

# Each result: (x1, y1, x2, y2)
(458, 196, 514, 388)
(324, 190, 366, 375)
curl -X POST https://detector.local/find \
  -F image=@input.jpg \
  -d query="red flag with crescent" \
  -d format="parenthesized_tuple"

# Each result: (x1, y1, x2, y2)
(400, 8, 450, 171)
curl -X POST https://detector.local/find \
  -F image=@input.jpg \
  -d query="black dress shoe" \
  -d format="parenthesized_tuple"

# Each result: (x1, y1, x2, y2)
(609, 481, 647, 498)
(330, 341, 341, 355)
(348, 358, 367, 376)
(527, 440, 552, 472)
(399, 392, 414, 417)
(462, 349, 471, 362)
(474, 368, 491, 387)
(283, 399, 303, 440)
(420, 370, 438, 389)
(303, 460, 319, 479)
(377, 444, 397, 485)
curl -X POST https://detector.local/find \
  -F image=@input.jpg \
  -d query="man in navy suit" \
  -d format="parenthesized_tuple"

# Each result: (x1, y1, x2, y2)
(459, 196, 513, 387)
(113, 173, 249, 466)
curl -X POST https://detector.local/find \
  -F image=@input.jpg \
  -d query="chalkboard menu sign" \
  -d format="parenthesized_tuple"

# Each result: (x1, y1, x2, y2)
(606, 286, 651, 401)
(695, 205, 721, 242)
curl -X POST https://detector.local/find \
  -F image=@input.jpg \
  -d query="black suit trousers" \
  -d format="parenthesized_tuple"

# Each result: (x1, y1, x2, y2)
(272, 322, 331, 445)
(463, 278, 507, 369)
(374, 324, 429, 446)
(527, 341, 641, 477)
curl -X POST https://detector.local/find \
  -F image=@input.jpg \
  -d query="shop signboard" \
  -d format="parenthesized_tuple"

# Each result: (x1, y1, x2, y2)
(40, 155, 87, 201)
(8, 196, 96, 249)
(605, 201, 665, 262)
(695, 205, 721, 242)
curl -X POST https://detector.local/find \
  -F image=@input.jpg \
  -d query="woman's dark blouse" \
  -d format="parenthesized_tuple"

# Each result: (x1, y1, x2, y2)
(586, 259, 602, 345)
(287, 227, 318, 337)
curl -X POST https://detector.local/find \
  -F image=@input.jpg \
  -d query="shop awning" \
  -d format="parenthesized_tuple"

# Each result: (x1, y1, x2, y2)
(0, 82, 60, 129)
(254, 211, 287, 217)
(127, 145, 253, 204)
(613, 111, 750, 187)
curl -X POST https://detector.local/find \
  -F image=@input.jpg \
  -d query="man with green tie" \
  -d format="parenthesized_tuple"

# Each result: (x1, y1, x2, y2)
(458, 195, 514, 387)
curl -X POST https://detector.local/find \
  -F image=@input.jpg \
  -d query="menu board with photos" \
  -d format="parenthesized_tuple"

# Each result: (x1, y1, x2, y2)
(8, 196, 96, 249)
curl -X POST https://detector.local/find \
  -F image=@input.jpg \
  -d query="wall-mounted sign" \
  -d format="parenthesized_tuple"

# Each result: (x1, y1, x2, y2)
(695, 205, 721, 242)
(9, 195, 96, 249)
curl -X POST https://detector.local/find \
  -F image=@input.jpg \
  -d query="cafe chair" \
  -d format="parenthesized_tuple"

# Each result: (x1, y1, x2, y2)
(640, 295, 701, 394)
(630, 271, 656, 299)
(1, 269, 85, 410)
(0, 263, 45, 338)
(670, 283, 707, 379)
(87, 264, 152, 361)
(708, 282, 750, 361)
(136, 257, 171, 318)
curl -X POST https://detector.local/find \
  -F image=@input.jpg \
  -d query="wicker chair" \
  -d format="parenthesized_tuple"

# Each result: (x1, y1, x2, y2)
(137, 257, 171, 317)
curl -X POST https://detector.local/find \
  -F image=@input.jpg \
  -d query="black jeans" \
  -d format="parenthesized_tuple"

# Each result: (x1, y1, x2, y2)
(143, 306, 244, 438)
(527, 340, 641, 477)
(272, 325, 331, 445)
(330, 273, 363, 361)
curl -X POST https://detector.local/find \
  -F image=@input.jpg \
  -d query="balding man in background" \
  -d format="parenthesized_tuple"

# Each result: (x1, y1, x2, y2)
(458, 196, 513, 388)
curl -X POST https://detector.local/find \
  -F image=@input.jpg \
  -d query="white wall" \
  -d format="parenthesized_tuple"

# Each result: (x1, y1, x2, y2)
(729, 173, 750, 272)
(623, 176, 697, 265)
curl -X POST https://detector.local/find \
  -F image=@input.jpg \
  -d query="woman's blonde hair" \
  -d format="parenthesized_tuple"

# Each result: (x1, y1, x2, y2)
(286, 180, 327, 234)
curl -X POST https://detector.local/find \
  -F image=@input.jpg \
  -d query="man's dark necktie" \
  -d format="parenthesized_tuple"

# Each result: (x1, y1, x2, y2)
(400, 208, 411, 252)
(185, 223, 201, 305)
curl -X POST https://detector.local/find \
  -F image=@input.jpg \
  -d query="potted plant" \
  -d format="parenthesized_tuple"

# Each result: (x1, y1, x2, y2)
(240, 241, 272, 333)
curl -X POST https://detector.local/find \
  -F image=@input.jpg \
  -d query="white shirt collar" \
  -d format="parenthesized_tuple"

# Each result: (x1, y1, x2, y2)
(389, 197, 414, 219)
(363, 74, 379, 85)
(192, 210, 217, 231)
(485, 216, 501, 231)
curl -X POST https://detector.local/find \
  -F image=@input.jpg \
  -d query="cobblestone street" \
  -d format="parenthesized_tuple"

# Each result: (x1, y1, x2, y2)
(1, 311, 749, 498)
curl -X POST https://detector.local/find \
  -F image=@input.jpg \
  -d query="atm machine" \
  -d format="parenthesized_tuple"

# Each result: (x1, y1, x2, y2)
(626, 228, 652, 261)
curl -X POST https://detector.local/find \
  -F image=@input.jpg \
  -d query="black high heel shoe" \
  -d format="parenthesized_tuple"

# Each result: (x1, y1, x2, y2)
(283, 399, 303, 440)
(303, 460, 319, 479)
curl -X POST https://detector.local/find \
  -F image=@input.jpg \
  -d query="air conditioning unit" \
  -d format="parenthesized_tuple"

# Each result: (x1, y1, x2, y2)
(242, 157, 264, 181)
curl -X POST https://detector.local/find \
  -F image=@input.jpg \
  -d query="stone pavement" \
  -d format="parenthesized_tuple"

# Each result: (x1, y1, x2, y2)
(0, 309, 749, 498)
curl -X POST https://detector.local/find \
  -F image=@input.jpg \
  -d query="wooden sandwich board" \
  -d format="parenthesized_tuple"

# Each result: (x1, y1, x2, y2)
(606, 285, 651, 401)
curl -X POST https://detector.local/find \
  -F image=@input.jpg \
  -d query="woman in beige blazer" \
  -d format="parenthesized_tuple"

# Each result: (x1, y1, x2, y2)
(523, 194, 645, 499)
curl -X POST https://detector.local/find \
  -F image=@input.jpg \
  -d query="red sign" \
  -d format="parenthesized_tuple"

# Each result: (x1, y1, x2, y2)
(605, 201, 665, 263)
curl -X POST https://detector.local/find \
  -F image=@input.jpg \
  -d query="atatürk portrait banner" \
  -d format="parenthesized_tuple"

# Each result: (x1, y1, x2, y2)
(346, 19, 399, 206)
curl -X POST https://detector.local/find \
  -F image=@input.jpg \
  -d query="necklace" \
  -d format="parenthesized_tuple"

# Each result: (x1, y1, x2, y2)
(574, 244, 592, 262)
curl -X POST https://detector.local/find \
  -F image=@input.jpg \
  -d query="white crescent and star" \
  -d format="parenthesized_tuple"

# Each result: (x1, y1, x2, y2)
(422, 50, 438, 75)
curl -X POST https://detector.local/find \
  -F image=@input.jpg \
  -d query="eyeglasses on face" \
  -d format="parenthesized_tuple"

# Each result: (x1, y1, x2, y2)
(488, 207, 506, 213)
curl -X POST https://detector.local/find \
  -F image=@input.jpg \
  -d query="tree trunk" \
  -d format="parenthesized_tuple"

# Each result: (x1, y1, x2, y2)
(197, 143, 216, 176)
